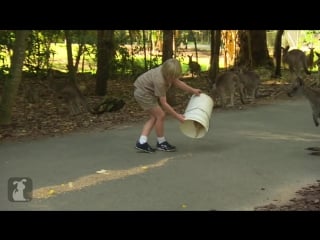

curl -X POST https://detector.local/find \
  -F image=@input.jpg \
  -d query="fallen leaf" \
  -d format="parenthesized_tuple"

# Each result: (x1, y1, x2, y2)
(48, 189, 55, 195)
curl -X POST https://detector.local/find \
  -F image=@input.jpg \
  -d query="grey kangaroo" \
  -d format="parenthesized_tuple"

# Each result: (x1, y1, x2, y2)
(287, 77, 320, 127)
(212, 71, 245, 108)
(287, 77, 320, 154)
(282, 46, 311, 82)
(234, 68, 261, 103)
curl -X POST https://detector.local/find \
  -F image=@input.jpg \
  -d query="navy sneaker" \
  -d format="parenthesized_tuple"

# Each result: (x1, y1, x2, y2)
(157, 141, 176, 152)
(135, 141, 156, 153)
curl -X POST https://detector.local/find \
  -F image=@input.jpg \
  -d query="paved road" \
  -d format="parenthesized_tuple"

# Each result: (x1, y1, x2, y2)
(1, 97, 320, 211)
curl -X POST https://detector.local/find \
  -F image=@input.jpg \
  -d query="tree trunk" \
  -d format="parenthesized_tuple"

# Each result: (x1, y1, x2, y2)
(65, 30, 77, 84)
(247, 31, 253, 68)
(74, 30, 86, 73)
(162, 30, 176, 106)
(189, 30, 199, 62)
(237, 30, 273, 68)
(162, 30, 174, 61)
(173, 30, 180, 58)
(96, 30, 115, 96)
(208, 30, 221, 87)
(0, 30, 30, 125)
(272, 30, 284, 78)
(142, 30, 148, 71)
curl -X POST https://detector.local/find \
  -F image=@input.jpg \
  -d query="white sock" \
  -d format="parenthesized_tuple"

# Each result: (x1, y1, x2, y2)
(139, 135, 148, 144)
(157, 137, 166, 144)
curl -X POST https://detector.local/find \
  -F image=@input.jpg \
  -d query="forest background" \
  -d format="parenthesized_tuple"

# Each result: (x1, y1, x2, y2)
(0, 30, 320, 139)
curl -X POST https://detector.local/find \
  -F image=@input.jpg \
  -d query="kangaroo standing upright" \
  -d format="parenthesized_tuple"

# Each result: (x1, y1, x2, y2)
(212, 71, 245, 108)
(233, 68, 261, 103)
(187, 55, 201, 78)
(282, 46, 311, 82)
(288, 77, 320, 127)
(287, 77, 320, 154)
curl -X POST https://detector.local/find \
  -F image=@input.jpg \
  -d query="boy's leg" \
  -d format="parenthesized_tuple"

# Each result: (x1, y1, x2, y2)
(150, 107, 176, 152)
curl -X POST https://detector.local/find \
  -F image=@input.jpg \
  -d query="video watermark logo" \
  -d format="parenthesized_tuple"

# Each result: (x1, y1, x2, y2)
(8, 177, 33, 202)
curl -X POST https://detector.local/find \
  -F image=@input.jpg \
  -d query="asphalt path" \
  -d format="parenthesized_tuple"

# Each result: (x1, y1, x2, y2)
(1, 96, 320, 211)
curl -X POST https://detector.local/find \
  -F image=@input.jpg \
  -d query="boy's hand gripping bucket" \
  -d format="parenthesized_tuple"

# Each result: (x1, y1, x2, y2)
(179, 93, 214, 138)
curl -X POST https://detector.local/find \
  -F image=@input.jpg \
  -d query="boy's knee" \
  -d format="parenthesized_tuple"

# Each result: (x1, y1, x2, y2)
(157, 111, 166, 120)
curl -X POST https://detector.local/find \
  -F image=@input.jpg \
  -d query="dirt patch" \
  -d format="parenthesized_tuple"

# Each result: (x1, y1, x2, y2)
(255, 180, 320, 211)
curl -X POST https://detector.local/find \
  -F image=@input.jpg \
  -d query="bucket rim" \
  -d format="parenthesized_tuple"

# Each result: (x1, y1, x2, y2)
(182, 118, 209, 131)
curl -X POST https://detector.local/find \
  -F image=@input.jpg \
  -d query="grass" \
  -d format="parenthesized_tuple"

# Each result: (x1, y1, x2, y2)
(50, 43, 96, 73)
(50, 43, 214, 76)
(0, 42, 226, 77)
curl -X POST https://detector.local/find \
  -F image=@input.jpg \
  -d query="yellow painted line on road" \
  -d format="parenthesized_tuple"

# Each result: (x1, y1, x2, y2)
(33, 153, 192, 199)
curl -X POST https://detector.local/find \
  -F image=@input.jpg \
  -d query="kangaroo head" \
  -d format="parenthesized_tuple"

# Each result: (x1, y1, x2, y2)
(309, 47, 315, 54)
(282, 46, 290, 55)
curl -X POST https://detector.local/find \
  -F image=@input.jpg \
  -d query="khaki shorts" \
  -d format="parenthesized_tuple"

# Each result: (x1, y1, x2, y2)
(134, 88, 159, 110)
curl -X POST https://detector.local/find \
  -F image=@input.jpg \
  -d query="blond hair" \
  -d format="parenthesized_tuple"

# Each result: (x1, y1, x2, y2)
(161, 58, 182, 83)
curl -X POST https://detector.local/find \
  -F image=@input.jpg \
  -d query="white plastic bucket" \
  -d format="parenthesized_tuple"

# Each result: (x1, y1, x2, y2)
(179, 93, 214, 138)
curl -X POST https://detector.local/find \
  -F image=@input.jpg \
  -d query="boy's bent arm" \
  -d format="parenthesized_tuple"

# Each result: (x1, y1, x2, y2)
(159, 96, 184, 123)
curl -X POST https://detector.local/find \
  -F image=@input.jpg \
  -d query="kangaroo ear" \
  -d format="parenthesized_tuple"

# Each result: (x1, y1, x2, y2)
(282, 46, 290, 52)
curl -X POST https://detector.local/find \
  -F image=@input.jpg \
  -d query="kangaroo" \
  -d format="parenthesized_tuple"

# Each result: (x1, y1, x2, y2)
(212, 71, 245, 108)
(187, 55, 201, 78)
(287, 77, 320, 154)
(233, 68, 261, 103)
(282, 46, 311, 82)
(287, 77, 320, 127)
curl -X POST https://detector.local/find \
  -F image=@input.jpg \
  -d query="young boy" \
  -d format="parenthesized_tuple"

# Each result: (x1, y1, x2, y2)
(134, 58, 202, 153)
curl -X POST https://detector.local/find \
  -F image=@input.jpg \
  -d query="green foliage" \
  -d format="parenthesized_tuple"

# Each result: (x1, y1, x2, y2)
(0, 30, 211, 80)
(24, 30, 56, 75)
(71, 30, 96, 45)
(0, 31, 15, 76)
(111, 31, 164, 79)
(303, 30, 319, 46)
